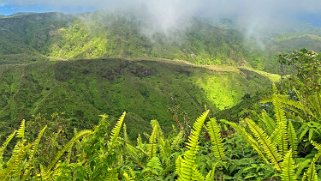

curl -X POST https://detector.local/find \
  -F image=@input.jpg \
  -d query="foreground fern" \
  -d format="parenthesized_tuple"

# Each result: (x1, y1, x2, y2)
(0, 105, 320, 180)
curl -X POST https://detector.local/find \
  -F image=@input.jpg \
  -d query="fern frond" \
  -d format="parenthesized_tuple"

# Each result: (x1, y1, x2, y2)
(123, 123, 130, 143)
(0, 131, 16, 168)
(158, 135, 170, 161)
(148, 120, 159, 158)
(287, 121, 298, 157)
(192, 168, 205, 181)
(296, 159, 311, 178)
(206, 118, 225, 161)
(108, 112, 126, 152)
(22, 126, 47, 180)
(3, 141, 31, 179)
(302, 161, 318, 181)
(205, 163, 217, 181)
(311, 141, 321, 162)
(177, 110, 209, 181)
(142, 157, 163, 176)
(281, 150, 297, 181)
(17, 119, 25, 140)
(136, 134, 144, 149)
(175, 156, 183, 176)
(273, 95, 288, 156)
(47, 129, 92, 171)
(123, 172, 134, 181)
(260, 110, 276, 135)
(171, 131, 183, 150)
(246, 118, 282, 171)
(186, 110, 209, 151)
(221, 120, 269, 164)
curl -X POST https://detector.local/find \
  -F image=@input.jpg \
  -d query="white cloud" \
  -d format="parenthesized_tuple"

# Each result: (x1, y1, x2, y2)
(3, 0, 321, 36)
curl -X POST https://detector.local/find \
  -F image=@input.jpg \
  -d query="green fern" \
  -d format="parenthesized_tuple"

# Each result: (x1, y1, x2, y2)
(287, 121, 298, 156)
(108, 112, 126, 152)
(222, 120, 269, 164)
(2, 140, 31, 179)
(123, 123, 130, 143)
(17, 119, 26, 140)
(246, 118, 282, 171)
(22, 125, 48, 180)
(142, 157, 163, 176)
(177, 110, 209, 181)
(47, 129, 93, 171)
(281, 150, 297, 181)
(171, 131, 183, 150)
(192, 168, 205, 181)
(205, 163, 217, 181)
(260, 110, 276, 135)
(311, 141, 321, 163)
(206, 118, 225, 161)
(148, 120, 159, 158)
(175, 156, 183, 176)
(0, 131, 16, 168)
(273, 94, 288, 156)
(302, 162, 318, 181)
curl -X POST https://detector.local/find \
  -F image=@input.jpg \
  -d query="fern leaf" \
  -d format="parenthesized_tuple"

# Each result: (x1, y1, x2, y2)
(206, 118, 225, 161)
(302, 162, 318, 181)
(136, 134, 144, 149)
(281, 150, 297, 181)
(4, 141, 31, 179)
(273, 94, 288, 156)
(175, 156, 183, 176)
(171, 131, 183, 150)
(177, 110, 209, 181)
(246, 118, 282, 171)
(123, 123, 130, 143)
(17, 119, 25, 140)
(260, 110, 276, 135)
(0, 131, 16, 168)
(123, 172, 134, 181)
(22, 126, 47, 180)
(47, 130, 92, 171)
(296, 159, 311, 178)
(108, 112, 126, 152)
(148, 120, 159, 158)
(142, 157, 163, 176)
(311, 141, 321, 162)
(287, 121, 298, 156)
(192, 168, 205, 181)
(205, 163, 217, 181)
(221, 120, 269, 164)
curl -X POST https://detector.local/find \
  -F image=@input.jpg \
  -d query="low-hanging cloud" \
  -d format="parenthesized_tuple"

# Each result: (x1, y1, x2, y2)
(2, 0, 321, 38)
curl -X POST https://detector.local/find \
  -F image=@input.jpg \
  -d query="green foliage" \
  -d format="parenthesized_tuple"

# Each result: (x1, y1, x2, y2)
(48, 21, 108, 59)
(0, 98, 320, 180)
(281, 150, 297, 181)
(176, 110, 208, 181)
(206, 118, 225, 161)
(0, 58, 271, 140)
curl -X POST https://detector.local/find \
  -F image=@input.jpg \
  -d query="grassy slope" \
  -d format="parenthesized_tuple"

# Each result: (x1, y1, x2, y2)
(0, 58, 271, 138)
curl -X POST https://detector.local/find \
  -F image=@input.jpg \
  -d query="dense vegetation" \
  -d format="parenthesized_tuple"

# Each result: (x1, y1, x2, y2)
(0, 50, 320, 180)
(0, 58, 272, 139)
(1, 11, 321, 180)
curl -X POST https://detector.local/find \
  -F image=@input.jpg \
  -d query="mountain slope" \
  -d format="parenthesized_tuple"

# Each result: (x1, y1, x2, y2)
(0, 58, 271, 138)
(0, 12, 264, 68)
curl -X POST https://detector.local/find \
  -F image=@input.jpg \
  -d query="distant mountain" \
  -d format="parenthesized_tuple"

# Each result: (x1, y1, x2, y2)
(0, 12, 320, 72)
(0, 12, 268, 70)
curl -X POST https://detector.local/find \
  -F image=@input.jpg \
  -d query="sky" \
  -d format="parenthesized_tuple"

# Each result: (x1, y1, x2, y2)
(0, 0, 321, 33)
